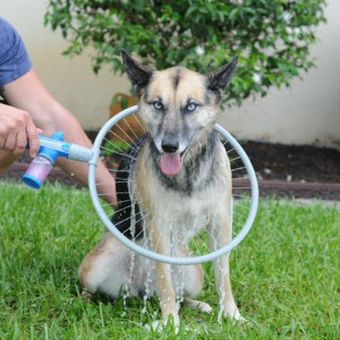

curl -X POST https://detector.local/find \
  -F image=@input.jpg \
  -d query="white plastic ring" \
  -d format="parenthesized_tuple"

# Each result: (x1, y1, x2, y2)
(88, 105, 259, 265)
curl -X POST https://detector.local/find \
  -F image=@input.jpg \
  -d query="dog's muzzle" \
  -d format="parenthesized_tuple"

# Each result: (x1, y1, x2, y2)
(161, 134, 179, 153)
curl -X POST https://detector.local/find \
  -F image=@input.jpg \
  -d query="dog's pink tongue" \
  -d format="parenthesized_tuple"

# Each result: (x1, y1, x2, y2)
(160, 153, 182, 176)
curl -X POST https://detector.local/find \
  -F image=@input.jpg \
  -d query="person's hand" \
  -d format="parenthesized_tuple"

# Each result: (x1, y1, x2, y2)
(0, 103, 42, 157)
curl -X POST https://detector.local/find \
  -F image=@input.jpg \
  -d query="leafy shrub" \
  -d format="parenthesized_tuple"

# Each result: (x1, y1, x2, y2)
(45, 0, 326, 105)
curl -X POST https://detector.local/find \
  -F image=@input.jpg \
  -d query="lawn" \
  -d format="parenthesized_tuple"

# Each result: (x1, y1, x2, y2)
(0, 181, 338, 339)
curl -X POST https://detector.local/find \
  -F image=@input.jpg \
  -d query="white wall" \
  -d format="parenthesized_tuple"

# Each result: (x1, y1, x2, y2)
(1, 1, 340, 147)
(220, 0, 340, 147)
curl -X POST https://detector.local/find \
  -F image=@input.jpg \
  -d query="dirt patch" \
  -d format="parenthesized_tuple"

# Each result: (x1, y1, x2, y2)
(243, 141, 340, 183)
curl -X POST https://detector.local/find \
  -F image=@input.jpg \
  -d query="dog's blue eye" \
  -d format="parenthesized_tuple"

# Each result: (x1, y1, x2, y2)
(153, 102, 163, 111)
(186, 103, 197, 112)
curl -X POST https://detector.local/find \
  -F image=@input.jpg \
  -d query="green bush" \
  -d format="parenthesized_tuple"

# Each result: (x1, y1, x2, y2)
(45, 0, 326, 105)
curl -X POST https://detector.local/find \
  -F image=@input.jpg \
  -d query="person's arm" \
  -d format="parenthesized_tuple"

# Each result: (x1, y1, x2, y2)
(2, 70, 117, 206)
(0, 102, 43, 175)
(0, 16, 41, 173)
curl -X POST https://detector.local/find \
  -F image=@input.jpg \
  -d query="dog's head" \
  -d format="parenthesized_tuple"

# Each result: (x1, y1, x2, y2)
(122, 51, 237, 176)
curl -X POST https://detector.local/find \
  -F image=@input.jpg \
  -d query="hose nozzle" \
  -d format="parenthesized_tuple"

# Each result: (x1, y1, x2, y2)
(22, 131, 64, 189)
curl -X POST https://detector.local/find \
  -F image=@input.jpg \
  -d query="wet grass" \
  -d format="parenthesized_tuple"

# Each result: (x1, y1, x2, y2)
(0, 181, 339, 339)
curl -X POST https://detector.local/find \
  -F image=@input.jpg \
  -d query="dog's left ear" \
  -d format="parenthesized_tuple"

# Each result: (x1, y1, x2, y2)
(208, 57, 238, 93)
(121, 50, 153, 89)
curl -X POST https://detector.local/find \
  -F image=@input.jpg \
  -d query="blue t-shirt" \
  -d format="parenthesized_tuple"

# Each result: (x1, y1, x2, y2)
(0, 17, 32, 87)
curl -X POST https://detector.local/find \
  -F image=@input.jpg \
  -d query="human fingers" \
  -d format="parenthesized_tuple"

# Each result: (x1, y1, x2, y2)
(26, 119, 40, 158)
(4, 130, 17, 151)
(0, 123, 7, 148)
(13, 128, 27, 156)
(1, 113, 24, 151)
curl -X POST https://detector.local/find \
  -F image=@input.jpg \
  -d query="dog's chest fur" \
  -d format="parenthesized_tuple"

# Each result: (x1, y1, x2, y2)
(134, 133, 230, 239)
(112, 132, 231, 241)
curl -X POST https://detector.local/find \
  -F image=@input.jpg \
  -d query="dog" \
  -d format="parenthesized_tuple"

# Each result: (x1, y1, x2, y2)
(79, 51, 243, 330)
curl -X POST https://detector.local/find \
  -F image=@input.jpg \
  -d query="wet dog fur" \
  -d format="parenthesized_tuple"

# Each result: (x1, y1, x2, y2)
(79, 51, 243, 330)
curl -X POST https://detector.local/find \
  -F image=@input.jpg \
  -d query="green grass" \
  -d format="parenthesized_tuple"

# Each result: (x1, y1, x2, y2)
(0, 181, 339, 339)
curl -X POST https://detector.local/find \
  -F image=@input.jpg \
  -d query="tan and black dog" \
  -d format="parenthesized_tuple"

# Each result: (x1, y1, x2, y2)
(79, 51, 243, 329)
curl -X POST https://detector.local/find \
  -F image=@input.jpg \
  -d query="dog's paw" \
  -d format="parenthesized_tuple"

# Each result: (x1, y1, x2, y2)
(185, 298, 213, 314)
(81, 288, 93, 300)
(197, 301, 213, 314)
(224, 308, 248, 324)
(146, 314, 180, 334)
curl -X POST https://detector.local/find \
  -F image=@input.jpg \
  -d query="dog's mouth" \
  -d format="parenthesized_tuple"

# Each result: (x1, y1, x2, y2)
(160, 149, 187, 177)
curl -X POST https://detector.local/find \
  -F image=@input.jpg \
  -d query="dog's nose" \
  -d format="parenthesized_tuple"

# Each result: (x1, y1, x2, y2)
(161, 136, 179, 153)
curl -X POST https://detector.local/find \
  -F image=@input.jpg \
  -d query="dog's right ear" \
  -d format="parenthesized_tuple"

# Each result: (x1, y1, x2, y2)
(208, 57, 238, 93)
(121, 50, 153, 89)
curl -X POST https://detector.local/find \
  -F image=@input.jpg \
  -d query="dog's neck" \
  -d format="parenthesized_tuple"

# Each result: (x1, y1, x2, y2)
(149, 131, 218, 195)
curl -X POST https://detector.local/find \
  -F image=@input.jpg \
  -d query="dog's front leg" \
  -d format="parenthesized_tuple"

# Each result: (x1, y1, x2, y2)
(210, 214, 244, 322)
(150, 223, 179, 330)
(156, 262, 179, 325)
